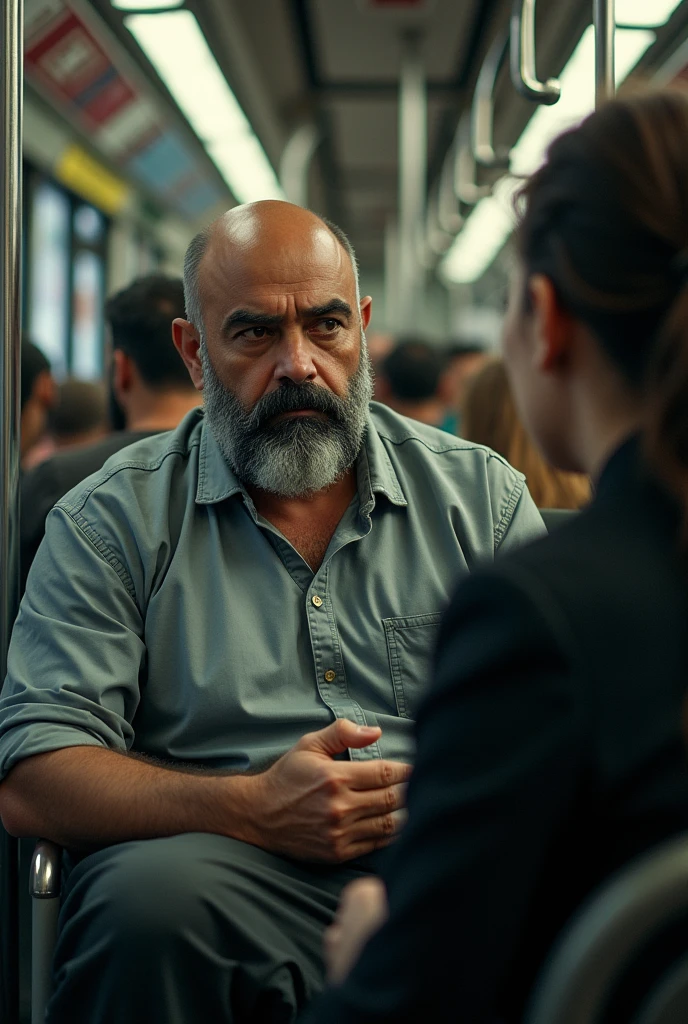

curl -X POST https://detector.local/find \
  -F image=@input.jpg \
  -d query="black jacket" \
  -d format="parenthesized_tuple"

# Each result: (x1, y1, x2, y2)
(305, 437, 688, 1023)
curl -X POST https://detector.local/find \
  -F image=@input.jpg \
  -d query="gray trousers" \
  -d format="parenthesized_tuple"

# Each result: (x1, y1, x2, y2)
(45, 833, 371, 1024)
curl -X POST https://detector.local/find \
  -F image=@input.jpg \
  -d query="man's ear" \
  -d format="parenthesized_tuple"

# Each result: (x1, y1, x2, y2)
(527, 274, 574, 372)
(172, 319, 203, 391)
(112, 349, 134, 398)
(360, 296, 373, 332)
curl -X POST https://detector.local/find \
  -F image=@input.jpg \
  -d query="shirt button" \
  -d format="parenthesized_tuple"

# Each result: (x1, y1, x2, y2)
(311, 595, 323, 608)
(324, 669, 336, 682)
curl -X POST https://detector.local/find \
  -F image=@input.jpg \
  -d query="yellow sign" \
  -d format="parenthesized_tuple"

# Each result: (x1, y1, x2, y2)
(55, 145, 129, 215)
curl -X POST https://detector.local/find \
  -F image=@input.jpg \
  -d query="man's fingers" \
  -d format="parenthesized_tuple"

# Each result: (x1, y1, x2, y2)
(349, 782, 407, 821)
(345, 759, 412, 791)
(297, 718, 381, 757)
(348, 809, 406, 844)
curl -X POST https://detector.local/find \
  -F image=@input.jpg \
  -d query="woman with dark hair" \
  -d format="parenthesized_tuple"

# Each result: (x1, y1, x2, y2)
(302, 90, 688, 1023)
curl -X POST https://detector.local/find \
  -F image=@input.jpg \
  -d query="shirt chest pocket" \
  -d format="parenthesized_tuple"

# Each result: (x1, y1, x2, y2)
(382, 612, 443, 720)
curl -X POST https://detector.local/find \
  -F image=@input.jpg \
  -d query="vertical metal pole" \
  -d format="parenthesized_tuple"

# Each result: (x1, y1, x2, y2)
(0, 0, 23, 1018)
(397, 30, 427, 332)
(594, 0, 615, 108)
(279, 123, 320, 208)
(384, 217, 400, 332)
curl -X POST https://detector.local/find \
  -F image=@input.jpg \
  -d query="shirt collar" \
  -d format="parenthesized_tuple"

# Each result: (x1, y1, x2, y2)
(195, 411, 408, 508)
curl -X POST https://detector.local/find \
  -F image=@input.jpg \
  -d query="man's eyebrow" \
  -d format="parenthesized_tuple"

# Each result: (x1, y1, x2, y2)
(221, 300, 354, 335)
(302, 300, 353, 319)
(221, 310, 284, 334)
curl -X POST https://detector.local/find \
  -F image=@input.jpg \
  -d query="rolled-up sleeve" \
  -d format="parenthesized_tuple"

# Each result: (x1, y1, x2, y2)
(0, 505, 145, 779)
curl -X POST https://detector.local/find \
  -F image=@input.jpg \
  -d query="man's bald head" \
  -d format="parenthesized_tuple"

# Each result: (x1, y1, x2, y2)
(182, 201, 360, 338)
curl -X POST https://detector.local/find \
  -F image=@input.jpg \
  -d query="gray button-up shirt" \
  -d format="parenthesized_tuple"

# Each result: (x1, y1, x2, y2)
(0, 404, 544, 779)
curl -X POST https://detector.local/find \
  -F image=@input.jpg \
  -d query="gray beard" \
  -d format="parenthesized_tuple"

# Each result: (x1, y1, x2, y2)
(200, 339, 374, 498)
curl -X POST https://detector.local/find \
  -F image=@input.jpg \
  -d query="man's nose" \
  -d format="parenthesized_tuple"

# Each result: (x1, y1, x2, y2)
(273, 331, 317, 385)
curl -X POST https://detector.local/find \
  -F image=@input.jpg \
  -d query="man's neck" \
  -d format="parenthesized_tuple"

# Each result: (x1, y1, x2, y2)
(126, 392, 202, 433)
(246, 468, 358, 571)
(247, 468, 357, 522)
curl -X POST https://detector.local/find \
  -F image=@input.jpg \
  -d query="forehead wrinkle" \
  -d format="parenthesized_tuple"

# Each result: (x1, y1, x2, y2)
(198, 221, 357, 329)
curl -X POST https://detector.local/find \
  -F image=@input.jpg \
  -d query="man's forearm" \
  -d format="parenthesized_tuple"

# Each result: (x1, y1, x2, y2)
(0, 746, 256, 851)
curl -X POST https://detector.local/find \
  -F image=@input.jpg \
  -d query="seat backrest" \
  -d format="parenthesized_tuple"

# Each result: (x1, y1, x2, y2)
(540, 508, 579, 533)
(525, 832, 688, 1024)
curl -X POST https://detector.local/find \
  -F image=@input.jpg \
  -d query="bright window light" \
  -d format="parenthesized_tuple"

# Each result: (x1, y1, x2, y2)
(616, 0, 684, 27)
(113, 0, 182, 9)
(440, 26, 655, 284)
(126, 11, 284, 205)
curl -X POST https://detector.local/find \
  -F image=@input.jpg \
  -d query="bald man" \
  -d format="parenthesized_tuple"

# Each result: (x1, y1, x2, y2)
(0, 202, 544, 1024)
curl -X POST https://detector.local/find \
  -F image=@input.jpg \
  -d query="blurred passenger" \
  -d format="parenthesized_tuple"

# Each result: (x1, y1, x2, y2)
(437, 338, 491, 433)
(23, 378, 109, 471)
(20, 274, 200, 584)
(20, 339, 55, 466)
(463, 358, 590, 508)
(50, 378, 109, 448)
(376, 338, 448, 427)
(304, 90, 688, 1024)
(0, 201, 544, 1024)
(365, 331, 394, 402)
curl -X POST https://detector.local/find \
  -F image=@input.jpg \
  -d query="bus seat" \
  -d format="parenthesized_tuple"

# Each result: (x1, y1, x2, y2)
(526, 831, 688, 1024)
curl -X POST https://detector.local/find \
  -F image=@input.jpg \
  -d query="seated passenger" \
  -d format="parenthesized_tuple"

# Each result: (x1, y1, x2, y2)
(375, 338, 448, 427)
(23, 378, 110, 471)
(436, 338, 491, 434)
(462, 357, 591, 508)
(20, 274, 201, 585)
(302, 90, 688, 1024)
(0, 201, 543, 1024)
(19, 339, 56, 469)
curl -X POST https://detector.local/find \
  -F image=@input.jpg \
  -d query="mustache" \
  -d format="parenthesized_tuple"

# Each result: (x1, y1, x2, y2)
(246, 381, 347, 431)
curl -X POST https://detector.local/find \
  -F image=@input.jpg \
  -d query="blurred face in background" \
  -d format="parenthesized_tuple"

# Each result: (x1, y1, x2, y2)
(438, 351, 490, 414)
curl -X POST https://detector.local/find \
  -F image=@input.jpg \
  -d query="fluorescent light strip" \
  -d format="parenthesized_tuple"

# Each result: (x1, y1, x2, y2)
(126, 11, 284, 205)
(616, 0, 684, 27)
(441, 26, 655, 285)
(112, 0, 182, 10)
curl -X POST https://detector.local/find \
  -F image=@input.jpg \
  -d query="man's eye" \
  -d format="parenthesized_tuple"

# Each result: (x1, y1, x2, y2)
(239, 326, 271, 340)
(314, 319, 340, 333)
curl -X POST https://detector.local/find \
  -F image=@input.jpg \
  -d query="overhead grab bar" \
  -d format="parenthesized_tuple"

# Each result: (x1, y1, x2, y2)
(510, 0, 561, 105)
(454, 113, 491, 206)
(436, 151, 463, 234)
(594, 0, 615, 108)
(472, 26, 512, 169)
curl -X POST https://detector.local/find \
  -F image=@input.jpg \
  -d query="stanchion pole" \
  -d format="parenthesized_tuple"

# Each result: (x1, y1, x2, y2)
(0, 0, 24, 1018)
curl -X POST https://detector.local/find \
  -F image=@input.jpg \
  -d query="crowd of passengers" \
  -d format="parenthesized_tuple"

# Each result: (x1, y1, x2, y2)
(0, 88, 687, 1023)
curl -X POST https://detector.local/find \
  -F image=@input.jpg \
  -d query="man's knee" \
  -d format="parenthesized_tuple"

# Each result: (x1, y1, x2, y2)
(66, 833, 225, 948)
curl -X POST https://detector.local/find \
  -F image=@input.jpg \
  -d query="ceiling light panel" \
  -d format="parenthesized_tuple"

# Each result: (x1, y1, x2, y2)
(616, 0, 684, 27)
(112, 0, 183, 10)
(125, 11, 284, 205)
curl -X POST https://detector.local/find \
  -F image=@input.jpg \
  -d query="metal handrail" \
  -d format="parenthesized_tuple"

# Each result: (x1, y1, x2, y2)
(454, 113, 491, 206)
(0, 0, 23, 1018)
(435, 151, 463, 234)
(472, 26, 512, 169)
(594, 0, 615, 108)
(510, 0, 561, 105)
(279, 123, 320, 208)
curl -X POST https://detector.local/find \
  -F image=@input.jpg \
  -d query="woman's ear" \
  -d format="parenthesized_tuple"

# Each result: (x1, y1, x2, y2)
(528, 274, 574, 372)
